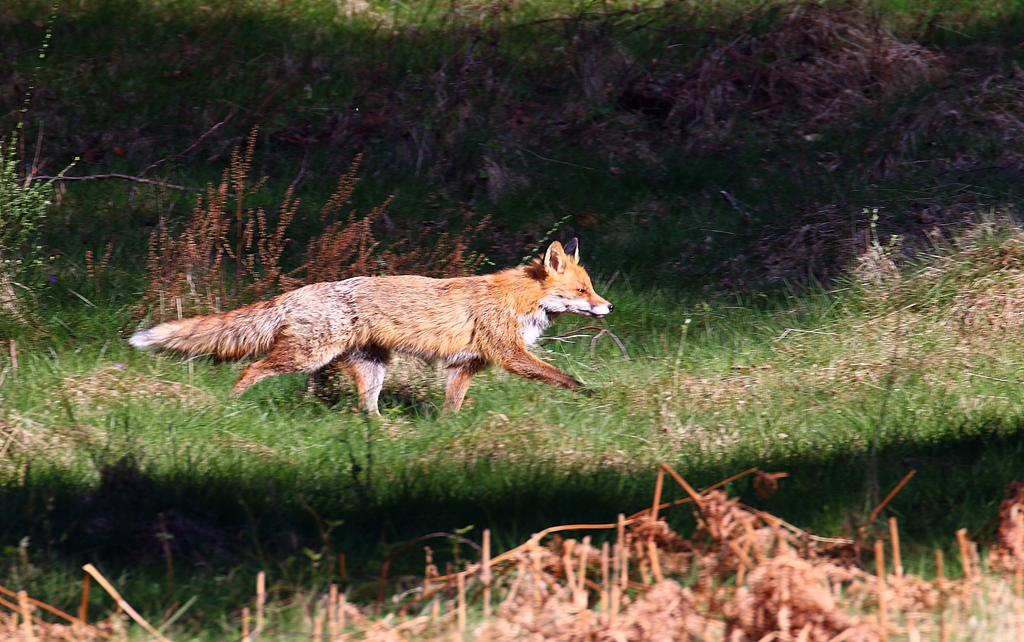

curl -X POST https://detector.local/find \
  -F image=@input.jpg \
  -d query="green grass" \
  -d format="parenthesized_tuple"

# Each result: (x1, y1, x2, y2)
(6, 252, 1024, 637)
(6, 0, 1024, 637)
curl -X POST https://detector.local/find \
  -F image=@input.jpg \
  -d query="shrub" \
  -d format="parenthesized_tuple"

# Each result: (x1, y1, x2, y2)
(0, 134, 56, 322)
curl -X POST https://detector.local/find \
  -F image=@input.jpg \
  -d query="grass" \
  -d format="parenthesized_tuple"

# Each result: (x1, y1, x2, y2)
(7, 240, 1024, 636)
(5, 0, 1024, 637)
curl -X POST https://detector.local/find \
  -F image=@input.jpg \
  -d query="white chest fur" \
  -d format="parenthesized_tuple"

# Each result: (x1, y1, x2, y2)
(518, 310, 552, 346)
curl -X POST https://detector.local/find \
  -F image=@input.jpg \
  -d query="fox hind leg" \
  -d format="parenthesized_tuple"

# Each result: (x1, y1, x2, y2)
(444, 359, 487, 412)
(340, 346, 390, 415)
(230, 335, 339, 398)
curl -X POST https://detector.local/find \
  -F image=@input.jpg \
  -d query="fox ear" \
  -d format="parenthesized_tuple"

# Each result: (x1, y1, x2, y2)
(544, 241, 567, 274)
(564, 237, 580, 263)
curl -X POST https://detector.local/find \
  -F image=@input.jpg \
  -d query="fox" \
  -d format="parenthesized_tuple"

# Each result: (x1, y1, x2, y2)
(130, 238, 613, 414)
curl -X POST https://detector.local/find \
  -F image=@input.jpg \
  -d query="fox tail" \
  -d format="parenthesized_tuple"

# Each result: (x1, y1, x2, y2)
(129, 299, 285, 359)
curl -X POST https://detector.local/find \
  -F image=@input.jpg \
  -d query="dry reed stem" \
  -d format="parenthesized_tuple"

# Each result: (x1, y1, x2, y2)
(328, 585, 338, 642)
(660, 463, 705, 512)
(456, 572, 466, 633)
(242, 606, 250, 640)
(600, 542, 609, 618)
(339, 593, 346, 633)
(875, 540, 887, 642)
(647, 539, 664, 584)
(256, 570, 266, 639)
(17, 591, 33, 642)
(610, 542, 621, 627)
(78, 571, 89, 626)
(313, 603, 325, 642)
(82, 564, 171, 642)
(956, 529, 973, 582)
(9, 340, 16, 384)
(621, 539, 630, 593)
(867, 471, 918, 526)
(482, 529, 492, 625)
(889, 518, 903, 580)
(934, 549, 947, 642)
(0, 585, 92, 632)
(650, 464, 665, 522)
(579, 536, 591, 601)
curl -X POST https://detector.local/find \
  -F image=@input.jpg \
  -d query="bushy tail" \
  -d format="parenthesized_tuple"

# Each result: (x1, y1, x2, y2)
(129, 300, 286, 359)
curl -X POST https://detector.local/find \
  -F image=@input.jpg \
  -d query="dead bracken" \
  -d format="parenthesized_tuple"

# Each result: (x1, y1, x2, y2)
(4, 464, 1024, 640)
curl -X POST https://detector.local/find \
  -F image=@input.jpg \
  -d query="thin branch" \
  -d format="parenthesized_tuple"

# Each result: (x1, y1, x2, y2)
(139, 116, 232, 178)
(719, 190, 752, 223)
(539, 324, 630, 360)
(288, 144, 311, 194)
(25, 116, 233, 193)
(0, 584, 96, 631)
(8, 48, 115, 61)
(24, 173, 206, 192)
(517, 146, 599, 172)
(82, 564, 172, 642)
(868, 473, 917, 528)
(539, 325, 608, 342)
(932, 165, 1008, 185)
(592, 328, 630, 361)
(377, 532, 482, 607)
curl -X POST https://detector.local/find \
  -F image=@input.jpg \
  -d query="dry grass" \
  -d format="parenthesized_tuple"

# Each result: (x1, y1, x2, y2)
(7, 465, 1024, 641)
(144, 131, 488, 319)
(621, 2, 946, 142)
(59, 364, 216, 411)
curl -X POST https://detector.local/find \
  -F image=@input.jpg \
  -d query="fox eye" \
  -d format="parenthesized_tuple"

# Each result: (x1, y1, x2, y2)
(577, 288, 587, 294)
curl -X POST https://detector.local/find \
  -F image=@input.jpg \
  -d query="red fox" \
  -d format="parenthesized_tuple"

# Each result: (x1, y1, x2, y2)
(130, 239, 613, 413)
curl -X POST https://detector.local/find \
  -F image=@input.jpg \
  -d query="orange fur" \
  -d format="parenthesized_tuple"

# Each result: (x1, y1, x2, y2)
(130, 239, 613, 413)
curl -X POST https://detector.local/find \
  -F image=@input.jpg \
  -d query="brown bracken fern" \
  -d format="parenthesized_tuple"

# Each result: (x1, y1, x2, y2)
(145, 133, 487, 318)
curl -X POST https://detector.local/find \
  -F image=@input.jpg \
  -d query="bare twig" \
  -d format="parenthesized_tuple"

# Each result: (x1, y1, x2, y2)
(140, 116, 231, 178)
(517, 145, 599, 172)
(0, 584, 94, 631)
(538, 324, 630, 360)
(82, 564, 172, 642)
(861, 470, 917, 529)
(25, 173, 206, 192)
(28, 116, 233, 192)
(719, 190, 752, 223)
(288, 144, 312, 193)
(626, 467, 759, 520)
(377, 532, 482, 607)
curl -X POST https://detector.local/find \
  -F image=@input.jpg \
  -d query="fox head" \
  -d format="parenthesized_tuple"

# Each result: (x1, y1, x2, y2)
(536, 238, 613, 318)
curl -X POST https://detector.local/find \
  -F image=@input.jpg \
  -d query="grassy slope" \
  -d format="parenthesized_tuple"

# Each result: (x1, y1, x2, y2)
(4, 0, 1024, 637)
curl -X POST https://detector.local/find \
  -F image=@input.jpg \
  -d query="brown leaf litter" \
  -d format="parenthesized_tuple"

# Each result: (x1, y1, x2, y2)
(59, 364, 215, 411)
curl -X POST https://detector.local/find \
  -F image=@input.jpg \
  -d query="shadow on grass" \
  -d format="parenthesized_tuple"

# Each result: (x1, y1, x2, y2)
(3, 417, 1023, 584)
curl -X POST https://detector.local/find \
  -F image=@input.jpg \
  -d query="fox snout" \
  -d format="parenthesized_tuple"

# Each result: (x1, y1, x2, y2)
(590, 301, 613, 317)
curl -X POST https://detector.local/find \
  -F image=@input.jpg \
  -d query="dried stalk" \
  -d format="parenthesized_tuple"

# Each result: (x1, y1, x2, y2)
(18, 590, 34, 642)
(875, 540, 887, 642)
(482, 529, 492, 624)
(82, 564, 172, 642)
(256, 570, 266, 639)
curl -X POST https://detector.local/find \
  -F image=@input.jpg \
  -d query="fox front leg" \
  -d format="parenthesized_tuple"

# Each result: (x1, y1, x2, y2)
(501, 349, 582, 391)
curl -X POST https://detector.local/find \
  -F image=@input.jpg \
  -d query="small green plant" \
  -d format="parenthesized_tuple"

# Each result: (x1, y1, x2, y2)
(0, 134, 58, 321)
(854, 207, 902, 289)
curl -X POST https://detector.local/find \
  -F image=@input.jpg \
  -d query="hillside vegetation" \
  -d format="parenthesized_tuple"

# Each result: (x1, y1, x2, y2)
(4, 0, 1024, 637)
